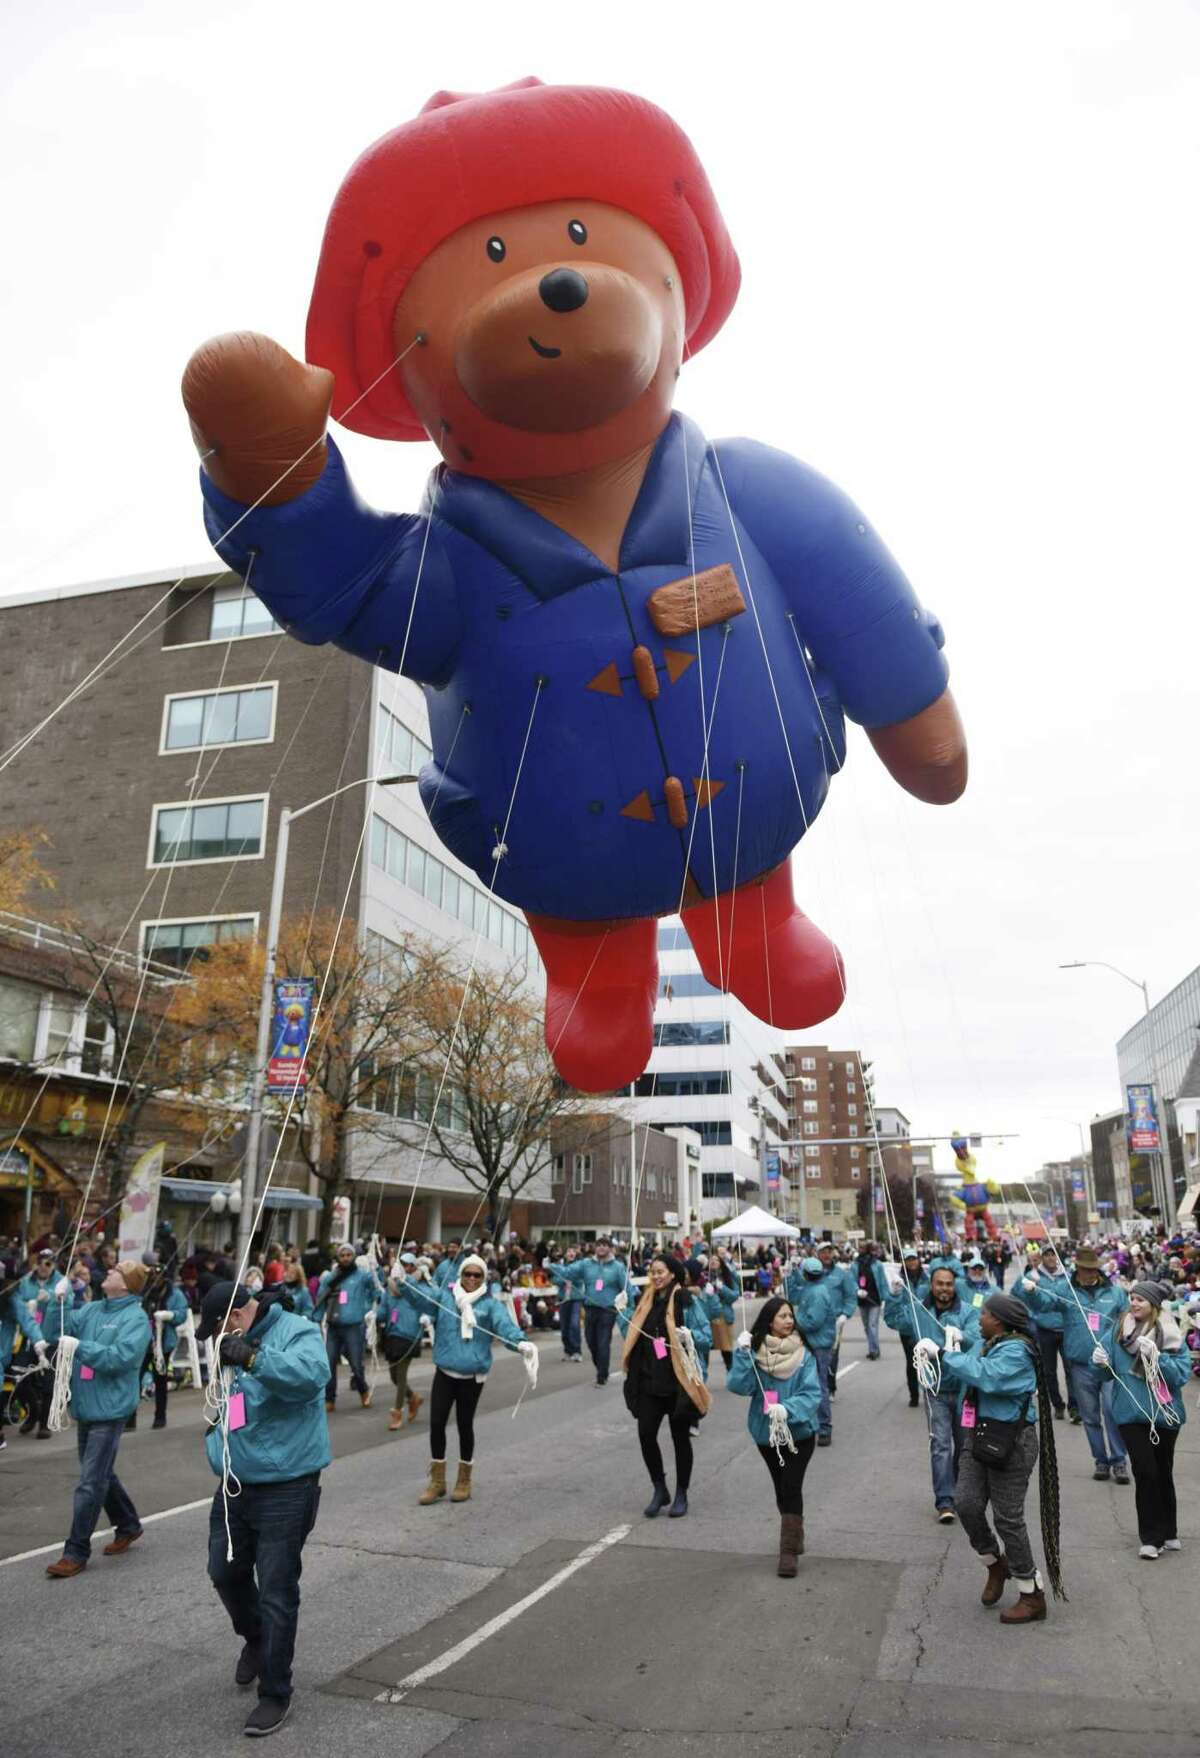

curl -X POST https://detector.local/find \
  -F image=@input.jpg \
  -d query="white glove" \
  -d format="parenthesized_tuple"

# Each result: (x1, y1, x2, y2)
(355, 1254, 371, 1272)
(415, 1260, 433, 1282)
(1091, 1344, 1109, 1366)
(943, 1325, 963, 1354)
(835, 1313, 847, 1337)
(54, 1277, 70, 1298)
(389, 1269, 407, 1292)
(614, 1291, 628, 1314)
(736, 1330, 753, 1350)
(33, 1340, 48, 1361)
(155, 1309, 174, 1321)
(518, 1340, 537, 1360)
(914, 1337, 941, 1361)
(420, 1315, 435, 1340)
(888, 1278, 903, 1295)
(1136, 1334, 1157, 1360)
(1020, 1277, 1036, 1291)
(27, 1299, 39, 1317)
(857, 1288, 868, 1301)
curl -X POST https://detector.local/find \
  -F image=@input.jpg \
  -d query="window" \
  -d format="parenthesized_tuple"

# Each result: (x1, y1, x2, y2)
(210, 583, 279, 641)
(151, 796, 266, 865)
(656, 970, 721, 999)
(653, 1020, 730, 1047)
(848, 1124, 858, 1136)
(647, 1168, 658, 1195)
(806, 1164, 822, 1179)
(800, 1077, 817, 1092)
(142, 916, 256, 970)
(850, 1146, 861, 1158)
(369, 815, 531, 962)
(800, 1057, 816, 1071)
(845, 1061, 856, 1075)
(822, 1199, 839, 1216)
(847, 1103, 858, 1116)
(804, 1145, 821, 1159)
(851, 1166, 861, 1179)
(162, 685, 275, 753)
(675, 1121, 732, 1145)
(847, 1082, 856, 1095)
(633, 1071, 730, 1097)
(0, 976, 41, 1061)
(376, 704, 432, 776)
(803, 1121, 819, 1136)
(803, 1100, 817, 1114)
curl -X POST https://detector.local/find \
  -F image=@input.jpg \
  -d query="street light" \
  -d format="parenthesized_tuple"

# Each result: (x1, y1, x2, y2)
(237, 772, 416, 1267)
(1059, 959, 1172, 1224)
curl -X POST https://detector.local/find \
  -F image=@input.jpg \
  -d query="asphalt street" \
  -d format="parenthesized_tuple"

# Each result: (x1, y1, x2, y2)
(0, 1316, 1195, 1757)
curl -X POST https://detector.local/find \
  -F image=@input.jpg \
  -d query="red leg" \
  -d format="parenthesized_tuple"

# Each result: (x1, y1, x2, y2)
(525, 912, 658, 1093)
(679, 861, 845, 1029)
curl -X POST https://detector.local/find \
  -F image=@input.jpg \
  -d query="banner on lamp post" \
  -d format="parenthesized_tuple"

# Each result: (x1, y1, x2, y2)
(267, 978, 315, 1095)
(118, 1142, 165, 1261)
(1126, 1084, 1161, 1152)
(873, 1186, 885, 1213)
(765, 1151, 781, 1193)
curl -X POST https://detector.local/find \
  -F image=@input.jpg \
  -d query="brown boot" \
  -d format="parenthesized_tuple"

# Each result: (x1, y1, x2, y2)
(407, 1390, 423, 1423)
(360, 1387, 373, 1409)
(981, 1556, 1010, 1607)
(419, 1460, 447, 1504)
(103, 1528, 143, 1556)
(45, 1557, 87, 1579)
(450, 1461, 474, 1503)
(387, 1408, 405, 1431)
(1000, 1588, 1047, 1625)
(777, 1515, 804, 1577)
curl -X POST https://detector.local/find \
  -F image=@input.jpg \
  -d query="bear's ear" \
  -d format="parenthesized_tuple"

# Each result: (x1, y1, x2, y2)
(421, 77, 543, 116)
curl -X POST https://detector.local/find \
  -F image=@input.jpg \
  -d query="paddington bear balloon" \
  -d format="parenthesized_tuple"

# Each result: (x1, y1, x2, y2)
(183, 80, 967, 1093)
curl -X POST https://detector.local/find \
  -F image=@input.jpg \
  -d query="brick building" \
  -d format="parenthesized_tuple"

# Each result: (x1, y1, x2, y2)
(782, 1043, 873, 1224)
(539, 1119, 701, 1246)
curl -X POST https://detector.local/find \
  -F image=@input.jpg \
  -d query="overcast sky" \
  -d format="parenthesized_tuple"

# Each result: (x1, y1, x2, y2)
(3, 0, 1198, 1179)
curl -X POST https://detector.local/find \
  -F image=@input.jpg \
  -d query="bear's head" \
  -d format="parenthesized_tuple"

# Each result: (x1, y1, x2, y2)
(306, 80, 739, 481)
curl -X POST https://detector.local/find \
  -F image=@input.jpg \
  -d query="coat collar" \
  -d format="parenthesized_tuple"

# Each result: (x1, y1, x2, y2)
(427, 413, 709, 600)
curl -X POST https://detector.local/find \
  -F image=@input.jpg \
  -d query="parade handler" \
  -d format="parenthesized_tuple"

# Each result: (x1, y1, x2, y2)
(45, 1259, 150, 1580)
(197, 1279, 331, 1739)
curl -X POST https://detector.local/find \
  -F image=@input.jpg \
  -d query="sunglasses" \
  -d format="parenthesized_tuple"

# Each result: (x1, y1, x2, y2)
(460, 1269, 484, 1280)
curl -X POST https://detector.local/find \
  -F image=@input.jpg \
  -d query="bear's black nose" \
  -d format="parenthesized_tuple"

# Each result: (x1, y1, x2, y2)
(538, 268, 589, 313)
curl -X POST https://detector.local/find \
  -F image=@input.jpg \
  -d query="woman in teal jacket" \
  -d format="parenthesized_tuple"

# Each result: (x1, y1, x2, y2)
(1094, 1279, 1189, 1558)
(783, 1260, 839, 1445)
(380, 1253, 425, 1430)
(402, 1254, 535, 1505)
(728, 1296, 821, 1577)
(1019, 1249, 1128, 1482)
(920, 1291, 1065, 1627)
(881, 1249, 929, 1406)
(46, 1258, 152, 1578)
(144, 1275, 190, 1430)
(281, 1262, 316, 1320)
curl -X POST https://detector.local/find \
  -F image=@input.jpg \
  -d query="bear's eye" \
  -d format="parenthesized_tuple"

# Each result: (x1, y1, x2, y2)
(486, 236, 506, 263)
(567, 219, 587, 246)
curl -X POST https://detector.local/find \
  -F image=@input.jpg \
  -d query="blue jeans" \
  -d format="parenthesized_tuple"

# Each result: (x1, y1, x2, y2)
(1068, 1361, 1125, 1468)
(584, 1306, 616, 1381)
(810, 1344, 833, 1436)
(208, 1474, 321, 1703)
(560, 1298, 581, 1357)
(325, 1323, 367, 1402)
(860, 1302, 881, 1356)
(66, 1418, 141, 1561)
(926, 1391, 963, 1509)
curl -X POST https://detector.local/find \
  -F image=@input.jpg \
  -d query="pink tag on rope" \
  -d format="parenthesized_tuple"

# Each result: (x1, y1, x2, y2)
(227, 1392, 246, 1431)
(79, 1364, 94, 1381)
(652, 1337, 668, 1360)
(961, 1403, 976, 1429)
(1154, 1379, 1172, 1406)
(390, 1308, 399, 1325)
(595, 1280, 604, 1292)
(1086, 1311, 1101, 1333)
(338, 1290, 348, 1305)
(762, 1390, 779, 1408)
(859, 1276, 867, 1289)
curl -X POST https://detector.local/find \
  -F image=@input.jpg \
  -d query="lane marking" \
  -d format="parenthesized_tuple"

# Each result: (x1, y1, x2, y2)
(0, 1496, 212, 1568)
(837, 1361, 860, 1379)
(376, 1522, 632, 1704)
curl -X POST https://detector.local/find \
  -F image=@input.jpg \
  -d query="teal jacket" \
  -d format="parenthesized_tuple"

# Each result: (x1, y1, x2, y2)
(64, 1294, 151, 1423)
(433, 1253, 462, 1289)
(315, 1265, 380, 1327)
(938, 1334, 1038, 1423)
(1015, 1267, 1068, 1333)
(204, 1302, 331, 1485)
(881, 1273, 931, 1336)
(152, 1285, 190, 1353)
(960, 1274, 995, 1318)
(378, 1278, 424, 1344)
(1021, 1273, 1128, 1366)
(18, 1272, 61, 1345)
(286, 1283, 316, 1322)
(547, 1258, 585, 1300)
(825, 1262, 859, 1318)
(1, 1284, 30, 1369)
(783, 1273, 840, 1349)
(728, 1342, 822, 1444)
(709, 1265, 743, 1317)
(1099, 1318, 1190, 1428)
(574, 1256, 629, 1309)
(404, 1281, 525, 1376)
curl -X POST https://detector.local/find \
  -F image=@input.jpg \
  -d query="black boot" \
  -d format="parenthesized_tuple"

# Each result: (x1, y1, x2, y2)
(643, 1480, 670, 1519)
(668, 1487, 688, 1519)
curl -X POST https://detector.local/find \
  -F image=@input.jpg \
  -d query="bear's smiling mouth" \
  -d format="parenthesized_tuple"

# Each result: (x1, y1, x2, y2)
(527, 335, 562, 359)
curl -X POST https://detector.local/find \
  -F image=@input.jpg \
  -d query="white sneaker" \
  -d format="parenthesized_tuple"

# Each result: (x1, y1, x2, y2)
(1161, 1538, 1182, 1551)
(1137, 1544, 1161, 1560)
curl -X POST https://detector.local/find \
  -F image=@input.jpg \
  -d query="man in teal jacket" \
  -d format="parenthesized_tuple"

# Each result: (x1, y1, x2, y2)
(315, 1245, 380, 1412)
(784, 1259, 840, 1446)
(198, 1278, 331, 1739)
(815, 1243, 855, 1395)
(16, 1246, 61, 1436)
(885, 1266, 980, 1518)
(1019, 1247, 1128, 1482)
(577, 1239, 630, 1387)
(45, 1259, 151, 1580)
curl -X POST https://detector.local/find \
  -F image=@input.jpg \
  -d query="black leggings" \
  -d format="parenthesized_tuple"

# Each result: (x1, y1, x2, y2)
(757, 1434, 816, 1515)
(637, 1394, 693, 1490)
(429, 1369, 484, 1463)
(1119, 1422, 1179, 1548)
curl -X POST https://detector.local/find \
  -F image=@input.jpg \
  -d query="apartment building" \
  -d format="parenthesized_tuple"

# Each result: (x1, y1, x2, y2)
(0, 565, 549, 1240)
(539, 1118, 701, 1245)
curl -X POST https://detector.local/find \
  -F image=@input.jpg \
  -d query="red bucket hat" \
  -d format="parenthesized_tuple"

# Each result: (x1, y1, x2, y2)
(306, 79, 740, 441)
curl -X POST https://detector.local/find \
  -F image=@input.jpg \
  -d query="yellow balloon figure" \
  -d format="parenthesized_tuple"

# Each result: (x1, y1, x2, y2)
(947, 1134, 1001, 1241)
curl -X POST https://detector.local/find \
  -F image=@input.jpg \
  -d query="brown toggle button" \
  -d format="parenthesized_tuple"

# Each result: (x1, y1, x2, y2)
(631, 645, 659, 700)
(664, 777, 688, 829)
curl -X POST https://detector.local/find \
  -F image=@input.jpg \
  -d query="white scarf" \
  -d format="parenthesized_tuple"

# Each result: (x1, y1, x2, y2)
(755, 1328, 807, 1380)
(451, 1256, 490, 1340)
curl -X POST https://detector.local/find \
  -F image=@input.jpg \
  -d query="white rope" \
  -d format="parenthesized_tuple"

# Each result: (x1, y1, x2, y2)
(767, 1399, 798, 1463)
(153, 1312, 167, 1376)
(179, 1309, 202, 1390)
(46, 1335, 78, 1433)
(675, 1323, 703, 1386)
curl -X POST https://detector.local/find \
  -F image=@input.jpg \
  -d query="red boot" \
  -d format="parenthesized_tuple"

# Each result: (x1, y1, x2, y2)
(680, 862, 844, 1028)
(525, 913, 658, 1093)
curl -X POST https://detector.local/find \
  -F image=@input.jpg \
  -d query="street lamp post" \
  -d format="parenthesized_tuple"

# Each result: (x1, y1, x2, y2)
(236, 772, 415, 1269)
(1059, 960, 1173, 1225)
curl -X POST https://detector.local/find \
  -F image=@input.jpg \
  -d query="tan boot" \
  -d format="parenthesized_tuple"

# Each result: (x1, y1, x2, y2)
(450, 1461, 474, 1503)
(777, 1515, 804, 1578)
(999, 1587, 1046, 1625)
(981, 1556, 1010, 1607)
(360, 1387, 373, 1409)
(387, 1408, 405, 1432)
(407, 1390, 423, 1423)
(419, 1460, 447, 1505)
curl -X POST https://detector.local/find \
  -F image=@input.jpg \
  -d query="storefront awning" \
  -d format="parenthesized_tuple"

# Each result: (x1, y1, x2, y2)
(160, 1176, 323, 1212)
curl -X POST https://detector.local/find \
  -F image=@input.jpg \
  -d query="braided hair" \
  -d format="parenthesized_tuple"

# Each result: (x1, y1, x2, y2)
(985, 1294, 1066, 1600)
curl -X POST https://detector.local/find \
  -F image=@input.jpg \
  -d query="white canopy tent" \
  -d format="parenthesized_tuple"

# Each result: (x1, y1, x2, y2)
(711, 1205, 801, 1241)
